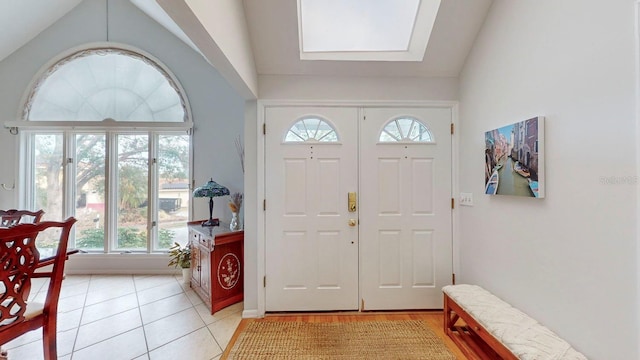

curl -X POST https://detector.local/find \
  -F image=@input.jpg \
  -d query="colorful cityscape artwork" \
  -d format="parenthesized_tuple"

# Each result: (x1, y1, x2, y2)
(484, 116, 545, 198)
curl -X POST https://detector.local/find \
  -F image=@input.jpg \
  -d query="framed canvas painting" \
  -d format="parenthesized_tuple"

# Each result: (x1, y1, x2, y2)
(484, 116, 545, 198)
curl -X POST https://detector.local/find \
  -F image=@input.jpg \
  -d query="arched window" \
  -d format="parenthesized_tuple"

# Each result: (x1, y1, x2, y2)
(19, 45, 191, 254)
(285, 117, 339, 142)
(379, 117, 433, 142)
(24, 47, 188, 122)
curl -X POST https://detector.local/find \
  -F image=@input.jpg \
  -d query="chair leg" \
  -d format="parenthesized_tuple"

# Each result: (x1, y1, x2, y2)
(42, 320, 57, 360)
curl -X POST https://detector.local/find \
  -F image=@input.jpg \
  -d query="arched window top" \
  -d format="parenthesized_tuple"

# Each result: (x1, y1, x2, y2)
(285, 116, 339, 142)
(379, 116, 433, 142)
(23, 47, 188, 123)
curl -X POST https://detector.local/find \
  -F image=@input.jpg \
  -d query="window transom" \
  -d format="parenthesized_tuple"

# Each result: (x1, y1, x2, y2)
(23, 47, 188, 123)
(379, 117, 433, 142)
(285, 117, 339, 142)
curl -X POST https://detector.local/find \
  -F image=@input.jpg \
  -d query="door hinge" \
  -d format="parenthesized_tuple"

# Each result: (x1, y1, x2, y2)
(263, 199, 266, 211)
(452, 273, 456, 285)
(451, 198, 454, 209)
(263, 276, 266, 287)
(451, 123, 454, 135)
(263, 123, 266, 135)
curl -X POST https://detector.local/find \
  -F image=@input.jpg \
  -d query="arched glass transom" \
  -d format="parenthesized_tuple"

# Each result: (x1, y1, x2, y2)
(379, 117, 433, 142)
(24, 48, 188, 122)
(285, 117, 339, 142)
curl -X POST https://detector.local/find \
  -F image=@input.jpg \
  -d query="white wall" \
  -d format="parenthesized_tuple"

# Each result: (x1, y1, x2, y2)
(158, 0, 258, 99)
(458, 1, 638, 359)
(242, 100, 259, 316)
(0, 0, 245, 273)
(258, 75, 458, 101)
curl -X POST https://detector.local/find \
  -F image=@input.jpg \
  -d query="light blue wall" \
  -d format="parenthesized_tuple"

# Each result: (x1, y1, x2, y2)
(0, 0, 245, 222)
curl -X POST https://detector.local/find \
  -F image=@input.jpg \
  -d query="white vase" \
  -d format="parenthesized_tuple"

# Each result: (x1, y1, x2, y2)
(230, 212, 240, 231)
(181, 267, 191, 286)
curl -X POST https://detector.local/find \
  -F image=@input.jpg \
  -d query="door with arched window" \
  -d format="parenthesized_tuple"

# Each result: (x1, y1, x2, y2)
(265, 106, 360, 311)
(264, 106, 452, 311)
(359, 107, 452, 310)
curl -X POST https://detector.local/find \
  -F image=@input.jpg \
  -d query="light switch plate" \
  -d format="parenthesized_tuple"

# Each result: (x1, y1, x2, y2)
(459, 192, 473, 206)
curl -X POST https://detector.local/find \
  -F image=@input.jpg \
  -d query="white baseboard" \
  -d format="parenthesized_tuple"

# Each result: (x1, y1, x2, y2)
(64, 253, 179, 275)
(242, 309, 262, 318)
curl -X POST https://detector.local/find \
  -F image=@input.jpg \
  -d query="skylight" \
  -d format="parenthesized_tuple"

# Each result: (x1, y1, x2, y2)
(297, 0, 441, 62)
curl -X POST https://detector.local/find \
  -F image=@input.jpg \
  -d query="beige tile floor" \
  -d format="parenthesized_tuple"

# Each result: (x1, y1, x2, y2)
(4, 274, 243, 360)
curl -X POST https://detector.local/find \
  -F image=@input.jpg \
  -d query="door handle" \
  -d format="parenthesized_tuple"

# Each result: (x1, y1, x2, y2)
(348, 219, 357, 227)
(348, 192, 356, 212)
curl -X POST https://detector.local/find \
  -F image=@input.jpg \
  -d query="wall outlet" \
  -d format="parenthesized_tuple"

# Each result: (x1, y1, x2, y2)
(459, 192, 474, 206)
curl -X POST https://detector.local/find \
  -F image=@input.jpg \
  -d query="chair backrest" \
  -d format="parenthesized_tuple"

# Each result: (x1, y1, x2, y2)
(0, 209, 45, 227)
(0, 218, 76, 330)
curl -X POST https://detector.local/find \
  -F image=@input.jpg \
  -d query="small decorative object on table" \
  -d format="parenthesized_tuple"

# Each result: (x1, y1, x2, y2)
(228, 192, 243, 231)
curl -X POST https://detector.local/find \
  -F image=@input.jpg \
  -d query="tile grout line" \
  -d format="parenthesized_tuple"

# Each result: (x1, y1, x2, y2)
(132, 274, 151, 359)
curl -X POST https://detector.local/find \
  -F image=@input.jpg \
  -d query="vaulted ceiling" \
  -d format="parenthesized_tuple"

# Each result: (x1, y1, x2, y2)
(243, 0, 493, 78)
(0, 0, 493, 81)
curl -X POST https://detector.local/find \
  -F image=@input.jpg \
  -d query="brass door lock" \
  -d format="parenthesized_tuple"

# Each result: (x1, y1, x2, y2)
(348, 192, 357, 212)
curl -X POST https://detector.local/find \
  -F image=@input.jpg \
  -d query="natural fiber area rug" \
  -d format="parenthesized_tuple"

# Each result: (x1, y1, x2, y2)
(226, 320, 457, 359)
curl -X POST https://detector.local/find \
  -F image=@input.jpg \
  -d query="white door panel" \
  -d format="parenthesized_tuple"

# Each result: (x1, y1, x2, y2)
(359, 107, 452, 310)
(265, 106, 359, 311)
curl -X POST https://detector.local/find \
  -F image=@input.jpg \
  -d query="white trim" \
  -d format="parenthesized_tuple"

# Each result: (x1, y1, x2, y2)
(256, 101, 266, 317)
(241, 309, 261, 319)
(450, 103, 460, 285)
(4, 121, 193, 132)
(255, 99, 459, 317)
(634, 3, 640, 358)
(64, 253, 177, 274)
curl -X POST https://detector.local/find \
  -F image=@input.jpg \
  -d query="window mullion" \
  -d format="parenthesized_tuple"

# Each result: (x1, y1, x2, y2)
(148, 132, 158, 253)
(106, 132, 117, 253)
(20, 133, 35, 210)
(64, 131, 76, 247)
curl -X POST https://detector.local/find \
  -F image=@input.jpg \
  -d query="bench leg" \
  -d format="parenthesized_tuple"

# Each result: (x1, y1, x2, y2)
(444, 294, 460, 332)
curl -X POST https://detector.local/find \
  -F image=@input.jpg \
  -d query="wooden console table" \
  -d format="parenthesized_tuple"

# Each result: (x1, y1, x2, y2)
(188, 221, 244, 314)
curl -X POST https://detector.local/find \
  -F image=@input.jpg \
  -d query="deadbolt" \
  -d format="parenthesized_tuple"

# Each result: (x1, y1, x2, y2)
(348, 192, 357, 212)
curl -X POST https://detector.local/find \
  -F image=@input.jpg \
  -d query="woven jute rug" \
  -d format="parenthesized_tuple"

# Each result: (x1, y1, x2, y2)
(226, 320, 457, 359)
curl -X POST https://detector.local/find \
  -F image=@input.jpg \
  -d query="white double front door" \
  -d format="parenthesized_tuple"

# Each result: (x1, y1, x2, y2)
(265, 106, 452, 311)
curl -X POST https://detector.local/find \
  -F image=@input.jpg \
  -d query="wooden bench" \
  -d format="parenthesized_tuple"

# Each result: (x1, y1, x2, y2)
(443, 284, 587, 360)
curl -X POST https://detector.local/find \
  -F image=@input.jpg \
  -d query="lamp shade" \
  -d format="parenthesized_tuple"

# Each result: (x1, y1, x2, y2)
(193, 179, 230, 198)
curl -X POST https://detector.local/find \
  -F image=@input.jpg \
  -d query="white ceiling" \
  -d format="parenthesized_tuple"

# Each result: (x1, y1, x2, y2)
(0, 0, 493, 79)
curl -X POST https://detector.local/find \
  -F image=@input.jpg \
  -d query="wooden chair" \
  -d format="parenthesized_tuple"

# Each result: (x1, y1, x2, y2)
(0, 209, 45, 227)
(0, 218, 77, 360)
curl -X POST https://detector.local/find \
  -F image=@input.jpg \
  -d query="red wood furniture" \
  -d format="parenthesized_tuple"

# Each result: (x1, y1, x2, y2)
(188, 221, 244, 314)
(0, 209, 45, 227)
(444, 292, 511, 360)
(0, 218, 77, 360)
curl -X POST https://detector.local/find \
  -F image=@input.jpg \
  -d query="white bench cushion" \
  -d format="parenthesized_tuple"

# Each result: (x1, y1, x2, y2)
(443, 284, 587, 360)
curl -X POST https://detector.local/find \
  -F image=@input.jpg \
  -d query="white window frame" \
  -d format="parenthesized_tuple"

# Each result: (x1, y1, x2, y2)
(13, 43, 193, 254)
